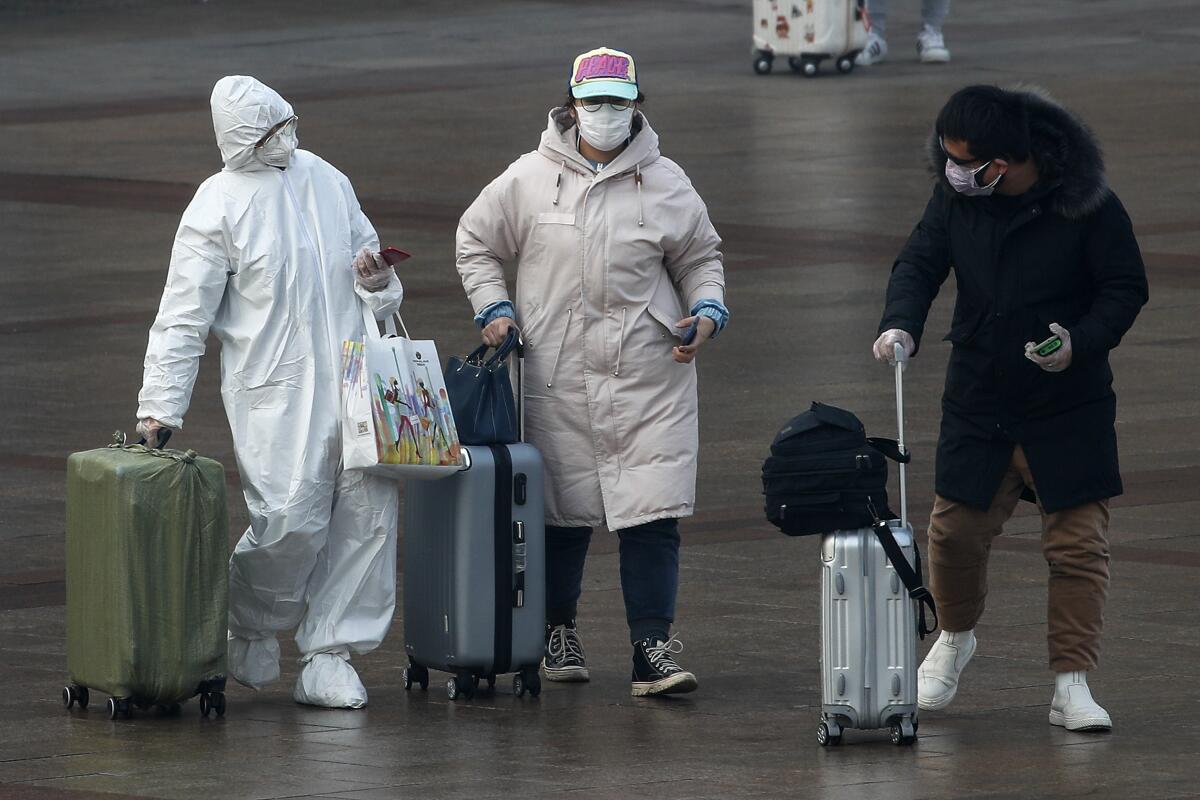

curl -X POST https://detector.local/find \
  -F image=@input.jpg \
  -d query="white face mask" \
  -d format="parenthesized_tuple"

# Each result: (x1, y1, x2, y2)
(257, 124, 298, 169)
(575, 105, 634, 153)
(944, 157, 1002, 197)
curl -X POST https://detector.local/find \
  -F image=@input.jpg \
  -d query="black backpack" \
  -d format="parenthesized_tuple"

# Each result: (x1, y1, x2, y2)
(762, 402, 907, 536)
(762, 402, 938, 638)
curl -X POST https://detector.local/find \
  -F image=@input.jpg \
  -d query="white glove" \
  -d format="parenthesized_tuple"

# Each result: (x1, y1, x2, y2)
(1025, 322, 1073, 373)
(352, 247, 392, 292)
(136, 418, 167, 448)
(873, 329, 915, 365)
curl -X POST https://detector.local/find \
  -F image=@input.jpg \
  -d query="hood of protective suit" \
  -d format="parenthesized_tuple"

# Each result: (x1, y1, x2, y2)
(210, 75, 295, 173)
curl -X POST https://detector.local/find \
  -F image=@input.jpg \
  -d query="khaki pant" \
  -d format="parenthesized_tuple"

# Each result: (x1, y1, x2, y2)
(927, 445, 1111, 671)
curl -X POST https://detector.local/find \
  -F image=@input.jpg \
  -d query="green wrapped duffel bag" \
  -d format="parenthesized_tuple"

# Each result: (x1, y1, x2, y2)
(63, 433, 229, 720)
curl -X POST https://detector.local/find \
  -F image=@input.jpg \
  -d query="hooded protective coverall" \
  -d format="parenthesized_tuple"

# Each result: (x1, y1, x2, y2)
(137, 76, 402, 705)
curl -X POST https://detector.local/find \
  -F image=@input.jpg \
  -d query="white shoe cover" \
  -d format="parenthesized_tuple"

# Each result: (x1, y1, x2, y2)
(228, 634, 281, 689)
(293, 652, 368, 709)
(917, 630, 976, 711)
(1050, 671, 1112, 731)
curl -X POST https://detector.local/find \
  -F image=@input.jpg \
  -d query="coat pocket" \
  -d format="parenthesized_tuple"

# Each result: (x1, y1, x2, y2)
(646, 304, 682, 340)
(535, 212, 576, 226)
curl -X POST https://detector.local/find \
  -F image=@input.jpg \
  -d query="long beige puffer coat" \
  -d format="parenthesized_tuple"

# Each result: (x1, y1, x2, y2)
(456, 108, 725, 530)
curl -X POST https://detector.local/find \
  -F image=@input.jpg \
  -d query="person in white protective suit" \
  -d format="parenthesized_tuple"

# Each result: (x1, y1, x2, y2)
(135, 75, 403, 709)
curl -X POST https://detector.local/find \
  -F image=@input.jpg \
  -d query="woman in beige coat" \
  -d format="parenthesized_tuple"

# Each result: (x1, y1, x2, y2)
(455, 47, 728, 697)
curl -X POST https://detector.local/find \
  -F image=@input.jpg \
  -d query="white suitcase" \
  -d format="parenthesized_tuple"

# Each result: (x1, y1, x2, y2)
(817, 344, 937, 746)
(751, 0, 870, 77)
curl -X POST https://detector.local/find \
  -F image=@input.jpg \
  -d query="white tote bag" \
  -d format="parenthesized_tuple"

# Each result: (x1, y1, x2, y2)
(341, 305, 463, 481)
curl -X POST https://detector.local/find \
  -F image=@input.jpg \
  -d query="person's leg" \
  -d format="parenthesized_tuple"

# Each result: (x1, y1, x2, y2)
(542, 526, 593, 682)
(920, 0, 951, 31)
(292, 469, 399, 708)
(917, 0, 952, 62)
(857, 0, 890, 65)
(920, 452, 1026, 709)
(1013, 448, 1113, 730)
(227, 476, 336, 689)
(618, 518, 696, 697)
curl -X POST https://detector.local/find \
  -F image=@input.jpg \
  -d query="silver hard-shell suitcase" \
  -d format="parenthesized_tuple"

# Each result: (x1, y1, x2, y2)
(818, 343, 932, 746)
(401, 336, 547, 701)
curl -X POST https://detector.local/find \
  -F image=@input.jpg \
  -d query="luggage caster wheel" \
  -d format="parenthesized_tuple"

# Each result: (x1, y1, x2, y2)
(200, 693, 211, 717)
(486, 674, 496, 691)
(753, 51, 773, 75)
(402, 667, 413, 691)
(817, 722, 834, 746)
(526, 670, 541, 698)
(836, 56, 854, 73)
(513, 673, 526, 698)
(211, 692, 226, 718)
(891, 721, 915, 746)
(415, 665, 429, 691)
(63, 684, 89, 710)
(803, 60, 819, 77)
(107, 697, 131, 720)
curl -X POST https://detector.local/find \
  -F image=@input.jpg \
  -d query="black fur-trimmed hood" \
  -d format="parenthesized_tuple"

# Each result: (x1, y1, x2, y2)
(927, 87, 1108, 219)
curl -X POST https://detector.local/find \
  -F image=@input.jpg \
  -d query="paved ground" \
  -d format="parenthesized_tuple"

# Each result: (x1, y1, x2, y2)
(2, 0, 1199, 798)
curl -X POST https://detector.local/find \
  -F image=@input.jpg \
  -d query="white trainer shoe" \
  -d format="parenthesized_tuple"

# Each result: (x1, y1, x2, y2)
(293, 652, 368, 709)
(855, 33, 889, 66)
(917, 25, 951, 63)
(228, 634, 281, 689)
(917, 630, 976, 711)
(1049, 671, 1112, 732)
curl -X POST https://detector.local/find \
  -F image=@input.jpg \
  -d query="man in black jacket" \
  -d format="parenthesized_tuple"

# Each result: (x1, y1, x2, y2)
(874, 85, 1148, 732)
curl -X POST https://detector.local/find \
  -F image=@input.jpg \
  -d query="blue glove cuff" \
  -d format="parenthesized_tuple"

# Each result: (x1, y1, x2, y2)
(474, 300, 515, 328)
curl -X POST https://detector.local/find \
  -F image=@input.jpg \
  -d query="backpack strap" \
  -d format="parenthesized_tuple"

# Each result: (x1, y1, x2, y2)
(871, 517, 938, 639)
(866, 437, 911, 464)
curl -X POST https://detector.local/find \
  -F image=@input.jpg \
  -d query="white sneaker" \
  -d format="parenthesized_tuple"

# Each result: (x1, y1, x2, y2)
(917, 25, 951, 63)
(228, 634, 280, 689)
(1049, 671, 1112, 732)
(917, 630, 976, 710)
(855, 33, 888, 66)
(293, 652, 368, 709)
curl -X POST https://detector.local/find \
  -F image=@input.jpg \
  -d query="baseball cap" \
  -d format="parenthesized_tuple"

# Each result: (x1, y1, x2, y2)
(569, 47, 639, 101)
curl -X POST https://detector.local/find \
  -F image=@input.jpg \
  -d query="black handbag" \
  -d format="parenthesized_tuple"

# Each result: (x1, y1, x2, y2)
(445, 330, 520, 445)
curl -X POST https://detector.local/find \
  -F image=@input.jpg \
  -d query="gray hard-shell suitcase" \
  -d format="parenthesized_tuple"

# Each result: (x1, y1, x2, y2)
(401, 337, 547, 701)
(817, 343, 935, 746)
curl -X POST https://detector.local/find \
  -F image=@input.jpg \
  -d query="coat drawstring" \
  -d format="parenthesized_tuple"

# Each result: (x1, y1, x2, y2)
(546, 308, 572, 388)
(552, 160, 565, 206)
(634, 164, 644, 227)
(613, 306, 627, 377)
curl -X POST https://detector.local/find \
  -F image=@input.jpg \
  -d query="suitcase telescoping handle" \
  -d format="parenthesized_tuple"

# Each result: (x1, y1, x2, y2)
(893, 342, 908, 528)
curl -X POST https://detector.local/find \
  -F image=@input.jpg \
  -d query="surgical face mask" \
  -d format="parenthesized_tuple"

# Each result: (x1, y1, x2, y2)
(256, 119, 298, 169)
(944, 157, 1002, 196)
(575, 104, 634, 152)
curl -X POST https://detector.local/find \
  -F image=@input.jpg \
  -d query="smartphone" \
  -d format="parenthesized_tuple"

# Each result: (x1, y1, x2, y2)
(1033, 334, 1063, 357)
(379, 246, 412, 267)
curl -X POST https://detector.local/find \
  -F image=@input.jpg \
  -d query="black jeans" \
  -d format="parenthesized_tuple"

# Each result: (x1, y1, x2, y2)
(545, 518, 680, 645)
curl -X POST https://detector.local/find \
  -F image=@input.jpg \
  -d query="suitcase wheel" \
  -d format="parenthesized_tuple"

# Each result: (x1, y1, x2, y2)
(753, 51, 773, 75)
(836, 56, 855, 74)
(200, 691, 226, 719)
(513, 669, 541, 699)
(817, 721, 842, 747)
(62, 684, 89, 711)
(105, 697, 132, 720)
(402, 663, 430, 692)
(447, 672, 475, 702)
(788, 56, 820, 77)
(889, 718, 917, 746)
(486, 674, 497, 691)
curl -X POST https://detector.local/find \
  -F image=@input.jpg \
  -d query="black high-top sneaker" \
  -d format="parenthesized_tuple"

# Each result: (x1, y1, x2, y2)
(631, 634, 698, 696)
(541, 623, 590, 682)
